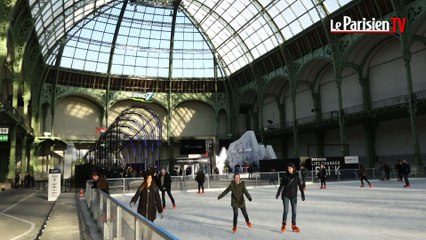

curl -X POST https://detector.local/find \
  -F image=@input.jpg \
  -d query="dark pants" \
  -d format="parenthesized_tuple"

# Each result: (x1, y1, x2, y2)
(197, 182, 204, 192)
(232, 206, 249, 227)
(403, 174, 410, 186)
(360, 176, 371, 186)
(282, 196, 297, 225)
(161, 189, 175, 207)
(320, 177, 326, 187)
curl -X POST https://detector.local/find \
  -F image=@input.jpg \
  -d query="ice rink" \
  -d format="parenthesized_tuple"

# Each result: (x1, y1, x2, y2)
(114, 178, 426, 240)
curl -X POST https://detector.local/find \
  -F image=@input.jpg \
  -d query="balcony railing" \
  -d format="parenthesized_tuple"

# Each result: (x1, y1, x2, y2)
(263, 90, 425, 132)
(0, 94, 34, 135)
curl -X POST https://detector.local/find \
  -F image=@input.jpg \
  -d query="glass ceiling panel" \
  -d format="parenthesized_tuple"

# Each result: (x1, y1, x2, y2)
(182, 0, 354, 74)
(29, 0, 354, 76)
(56, 1, 220, 78)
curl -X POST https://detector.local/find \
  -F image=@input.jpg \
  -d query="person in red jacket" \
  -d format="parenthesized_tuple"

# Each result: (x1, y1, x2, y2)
(275, 163, 305, 233)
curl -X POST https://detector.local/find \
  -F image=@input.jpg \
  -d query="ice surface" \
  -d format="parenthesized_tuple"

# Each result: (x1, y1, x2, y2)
(114, 178, 426, 240)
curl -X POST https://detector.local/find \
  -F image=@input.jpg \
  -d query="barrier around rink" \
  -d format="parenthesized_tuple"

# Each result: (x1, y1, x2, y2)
(85, 181, 179, 240)
(102, 167, 421, 194)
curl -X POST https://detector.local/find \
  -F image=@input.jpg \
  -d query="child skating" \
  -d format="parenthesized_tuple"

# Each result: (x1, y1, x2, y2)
(218, 173, 253, 233)
(275, 163, 305, 233)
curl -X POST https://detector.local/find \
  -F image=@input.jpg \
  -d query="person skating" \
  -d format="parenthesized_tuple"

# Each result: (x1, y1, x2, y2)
(195, 169, 205, 194)
(401, 160, 411, 188)
(357, 164, 372, 188)
(317, 163, 327, 189)
(157, 168, 176, 209)
(130, 172, 163, 222)
(275, 163, 305, 233)
(218, 173, 253, 233)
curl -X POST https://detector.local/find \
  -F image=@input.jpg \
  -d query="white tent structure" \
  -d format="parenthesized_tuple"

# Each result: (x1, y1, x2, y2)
(215, 131, 277, 173)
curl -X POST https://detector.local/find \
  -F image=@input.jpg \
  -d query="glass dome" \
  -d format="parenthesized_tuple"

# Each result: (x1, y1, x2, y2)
(29, 0, 353, 78)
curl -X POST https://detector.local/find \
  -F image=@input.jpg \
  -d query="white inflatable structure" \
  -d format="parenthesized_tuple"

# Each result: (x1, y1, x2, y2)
(215, 131, 277, 173)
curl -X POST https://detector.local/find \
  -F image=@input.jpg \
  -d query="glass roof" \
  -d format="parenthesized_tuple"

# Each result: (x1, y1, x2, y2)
(28, 0, 353, 77)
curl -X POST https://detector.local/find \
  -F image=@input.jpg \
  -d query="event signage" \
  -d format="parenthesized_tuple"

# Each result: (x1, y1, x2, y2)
(48, 169, 61, 201)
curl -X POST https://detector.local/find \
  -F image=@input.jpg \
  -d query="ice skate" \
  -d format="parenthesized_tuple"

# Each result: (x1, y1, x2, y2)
(369, 184, 373, 188)
(173, 203, 176, 208)
(360, 185, 364, 188)
(232, 226, 237, 233)
(292, 224, 300, 232)
(280, 224, 286, 232)
(246, 221, 252, 228)
(403, 184, 411, 188)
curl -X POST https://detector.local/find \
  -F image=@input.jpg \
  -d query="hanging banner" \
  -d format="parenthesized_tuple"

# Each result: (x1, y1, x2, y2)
(48, 169, 61, 201)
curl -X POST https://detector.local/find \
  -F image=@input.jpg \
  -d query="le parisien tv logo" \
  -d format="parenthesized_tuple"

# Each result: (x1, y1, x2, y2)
(330, 16, 406, 34)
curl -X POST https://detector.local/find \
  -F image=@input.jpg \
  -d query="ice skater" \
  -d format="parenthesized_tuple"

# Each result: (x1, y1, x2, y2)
(218, 173, 253, 233)
(401, 160, 411, 188)
(317, 163, 327, 189)
(130, 172, 163, 222)
(195, 169, 205, 194)
(275, 163, 305, 233)
(157, 168, 176, 209)
(357, 164, 372, 188)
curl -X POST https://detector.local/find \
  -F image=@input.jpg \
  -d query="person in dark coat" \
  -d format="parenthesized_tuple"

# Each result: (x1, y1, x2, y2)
(91, 170, 109, 194)
(394, 161, 403, 181)
(275, 163, 305, 233)
(357, 164, 372, 188)
(195, 169, 205, 194)
(218, 173, 253, 233)
(383, 162, 391, 181)
(157, 168, 176, 209)
(317, 163, 327, 189)
(130, 172, 163, 222)
(15, 173, 20, 189)
(300, 164, 307, 191)
(401, 160, 411, 188)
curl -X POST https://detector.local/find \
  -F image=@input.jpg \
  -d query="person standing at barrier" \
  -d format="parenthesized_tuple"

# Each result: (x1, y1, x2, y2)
(130, 172, 163, 222)
(14, 172, 20, 189)
(317, 163, 327, 189)
(401, 160, 411, 188)
(218, 173, 253, 233)
(394, 160, 403, 181)
(195, 169, 205, 194)
(300, 164, 307, 191)
(91, 170, 110, 194)
(276, 163, 305, 233)
(383, 162, 391, 181)
(269, 168, 276, 185)
(357, 164, 372, 188)
(157, 168, 176, 209)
